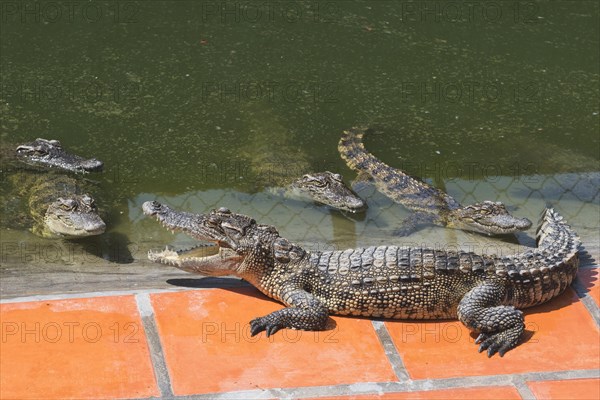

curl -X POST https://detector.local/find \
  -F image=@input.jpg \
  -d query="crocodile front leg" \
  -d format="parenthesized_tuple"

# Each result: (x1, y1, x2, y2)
(250, 289, 329, 337)
(457, 282, 525, 357)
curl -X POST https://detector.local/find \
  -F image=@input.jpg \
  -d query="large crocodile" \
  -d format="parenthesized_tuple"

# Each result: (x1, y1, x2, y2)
(1, 139, 106, 238)
(338, 127, 532, 235)
(143, 201, 579, 357)
(237, 104, 365, 213)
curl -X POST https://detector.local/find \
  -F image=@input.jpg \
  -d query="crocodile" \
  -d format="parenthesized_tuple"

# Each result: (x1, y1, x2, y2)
(283, 171, 366, 213)
(1, 139, 106, 238)
(15, 138, 104, 173)
(14, 172, 106, 238)
(237, 104, 365, 213)
(143, 201, 579, 357)
(338, 127, 533, 235)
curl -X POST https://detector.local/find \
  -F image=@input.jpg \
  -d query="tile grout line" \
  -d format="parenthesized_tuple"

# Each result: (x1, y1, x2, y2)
(157, 369, 600, 400)
(0, 288, 184, 304)
(135, 293, 174, 399)
(0, 281, 251, 304)
(512, 378, 536, 400)
(371, 320, 410, 381)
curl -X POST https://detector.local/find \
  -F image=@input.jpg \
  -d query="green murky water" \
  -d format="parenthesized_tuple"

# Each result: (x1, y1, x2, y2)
(0, 1, 598, 295)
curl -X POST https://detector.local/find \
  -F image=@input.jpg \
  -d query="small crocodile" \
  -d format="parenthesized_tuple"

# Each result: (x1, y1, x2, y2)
(283, 171, 366, 213)
(143, 201, 579, 357)
(338, 127, 532, 235)
(15, 138, 103, 173)
(16, 172, 106, 237)
(2, 139, 106, 238)
(238, 104, 365, 213)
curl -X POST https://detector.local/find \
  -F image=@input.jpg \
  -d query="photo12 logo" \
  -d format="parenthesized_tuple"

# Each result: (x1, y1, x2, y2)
(199, 1, 338, 24)
(1, 79, 141, 104)
(0, 241, 139, 264)
(200, 81, 338, 103)
(0, 1, 140, 24)
(398, 81, 542, 105)
(200, 321, 339, 343)
(2, 321, 140, 344)
(397, 1, 541, 23)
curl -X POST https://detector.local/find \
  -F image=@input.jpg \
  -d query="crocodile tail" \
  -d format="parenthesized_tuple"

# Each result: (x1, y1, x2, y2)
(504, 208, 580, 309)
(536, 208, 580, 299)
(338, 127, 456, 212)
(338, 126, 411, 185)
(338, 127, 380, 172)
(535, 208, 581, 256)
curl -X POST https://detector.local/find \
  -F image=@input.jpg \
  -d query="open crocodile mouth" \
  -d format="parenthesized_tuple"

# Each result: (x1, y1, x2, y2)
(148, 243, 219, 264)
(146, 232, 244, 274)
(143, 201, 244, 274)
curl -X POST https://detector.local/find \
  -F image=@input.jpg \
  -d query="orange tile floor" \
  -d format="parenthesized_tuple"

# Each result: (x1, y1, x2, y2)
(1, 268, 598, 399)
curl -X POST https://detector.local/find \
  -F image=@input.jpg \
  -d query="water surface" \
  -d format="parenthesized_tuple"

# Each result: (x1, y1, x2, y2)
(1, 0, 598, 297)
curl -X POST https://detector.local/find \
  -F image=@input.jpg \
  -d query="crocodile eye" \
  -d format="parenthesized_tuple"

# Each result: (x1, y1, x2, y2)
(301, 174, 323, 185)
(32, 144, 50, 156)
(333, 173, 343, 181)
(59, 199, 76, 211)
(222, 222, 244, 237)
(217, 207, 231, 214)
(82, 195, 95, 208)
(307, 178, 326, 188)
(16, 145, 48, 156)
(207, 215, 221, 226)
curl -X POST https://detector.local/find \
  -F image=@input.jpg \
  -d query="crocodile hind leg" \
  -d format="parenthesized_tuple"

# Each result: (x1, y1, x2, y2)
(250, 289, 329, 337)
(457, 282, 525, 357)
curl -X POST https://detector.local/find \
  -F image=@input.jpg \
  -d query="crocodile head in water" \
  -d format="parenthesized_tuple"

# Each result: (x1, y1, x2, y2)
(290, 171, 366, 213)
(448, 201, 532, 235)
(143, 201, 284, 275)
(16, 138, 103, 173)
(43, 194, 106, 238)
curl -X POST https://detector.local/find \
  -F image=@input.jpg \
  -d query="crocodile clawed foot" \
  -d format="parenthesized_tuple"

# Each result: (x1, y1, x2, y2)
(250, 317, 283, 337)
(475, 331, 518, 357)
